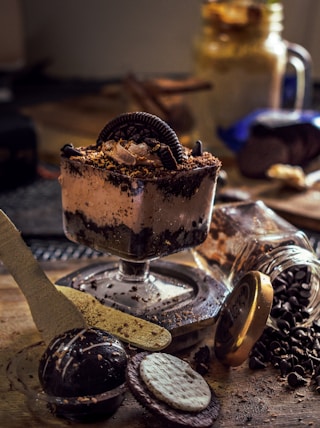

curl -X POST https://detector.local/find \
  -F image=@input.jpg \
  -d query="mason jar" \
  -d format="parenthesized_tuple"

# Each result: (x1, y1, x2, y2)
(192, 0, 312, 160)
(193, 200, 320, 326)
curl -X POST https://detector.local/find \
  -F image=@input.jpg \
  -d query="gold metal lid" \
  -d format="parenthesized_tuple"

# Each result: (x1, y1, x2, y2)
(214, 271, 273, 367)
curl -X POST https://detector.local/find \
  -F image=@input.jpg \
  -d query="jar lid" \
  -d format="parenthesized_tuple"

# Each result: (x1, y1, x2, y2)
(214, 271, 273, 367)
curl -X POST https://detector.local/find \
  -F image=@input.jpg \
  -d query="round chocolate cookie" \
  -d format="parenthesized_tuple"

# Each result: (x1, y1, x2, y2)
(96, 111, 184, 165)
(38, 328, 128, 421)
(39, 327, 128, 397)
(126, 352, 220, 428)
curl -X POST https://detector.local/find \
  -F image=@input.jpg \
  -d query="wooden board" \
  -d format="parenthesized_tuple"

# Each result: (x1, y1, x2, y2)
(256, 183, 320, 231)
(221, 166, 320, 232)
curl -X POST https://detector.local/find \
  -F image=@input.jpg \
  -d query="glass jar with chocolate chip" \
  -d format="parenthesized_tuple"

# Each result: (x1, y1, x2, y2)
(192, 0, 311, 161)
(193, 200, 320, 327)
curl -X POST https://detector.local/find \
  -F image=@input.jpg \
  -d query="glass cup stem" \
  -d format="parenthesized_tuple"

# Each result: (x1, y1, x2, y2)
(116, 259, 150, 283)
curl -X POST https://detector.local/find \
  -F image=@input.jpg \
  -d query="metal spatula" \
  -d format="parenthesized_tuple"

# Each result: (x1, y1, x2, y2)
(0, 210, 87, 344)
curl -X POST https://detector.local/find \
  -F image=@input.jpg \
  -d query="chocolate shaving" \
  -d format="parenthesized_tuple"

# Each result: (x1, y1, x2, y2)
(61, 144, 83, 158)
(157, 144, 178, 170)
(191, 140, 203, 157)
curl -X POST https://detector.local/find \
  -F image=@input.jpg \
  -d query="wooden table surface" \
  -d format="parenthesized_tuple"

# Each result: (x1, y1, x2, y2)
(3, 86, 320, 426)
(1, 257, 320, 428)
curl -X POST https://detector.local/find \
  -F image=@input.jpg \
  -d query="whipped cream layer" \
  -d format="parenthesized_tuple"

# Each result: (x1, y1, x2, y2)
(60, 143, 220, 261)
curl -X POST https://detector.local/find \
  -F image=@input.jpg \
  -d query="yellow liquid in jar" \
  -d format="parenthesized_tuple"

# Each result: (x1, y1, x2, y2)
(193, 2, 286, 156)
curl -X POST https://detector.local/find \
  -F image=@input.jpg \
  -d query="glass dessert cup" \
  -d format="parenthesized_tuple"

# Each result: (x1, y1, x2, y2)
(59, 159, 220, 319)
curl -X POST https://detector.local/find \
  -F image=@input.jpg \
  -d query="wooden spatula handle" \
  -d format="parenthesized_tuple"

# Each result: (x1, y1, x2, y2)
(0, 210, 87, 344)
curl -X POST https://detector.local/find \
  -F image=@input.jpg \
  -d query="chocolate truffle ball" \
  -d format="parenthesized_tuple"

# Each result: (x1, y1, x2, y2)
(38, 327, 128, 397)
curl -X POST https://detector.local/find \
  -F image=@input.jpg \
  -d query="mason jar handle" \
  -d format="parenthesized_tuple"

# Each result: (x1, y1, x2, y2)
(286, 41, 312, 110)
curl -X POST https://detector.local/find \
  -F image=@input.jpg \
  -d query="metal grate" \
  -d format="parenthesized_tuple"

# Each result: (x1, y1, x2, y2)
(25, 232, 320, 263)
(25, 238, 104, 262)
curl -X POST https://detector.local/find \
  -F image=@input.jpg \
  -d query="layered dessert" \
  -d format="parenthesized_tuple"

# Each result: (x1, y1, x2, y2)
(59, 112, 221, 261)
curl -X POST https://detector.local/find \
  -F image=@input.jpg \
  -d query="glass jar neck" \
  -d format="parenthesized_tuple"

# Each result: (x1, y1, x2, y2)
(256, 245, 319, 279)
(257, 245, 320, 326)
(201, 1, 283, 42)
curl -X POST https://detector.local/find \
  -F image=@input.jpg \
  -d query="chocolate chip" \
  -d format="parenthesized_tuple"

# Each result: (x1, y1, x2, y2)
(249, 264, 320, 391)
(194, 345, 211, 375)
(276, 319, 291, 334)
(314, 338, 320, 351)
(293, 365, 305, 376)
(191, 140, 203, 157)
(274, 284, 287, 295)
(295, 270, 307, 281)
(279, 359, 291, 377)
(288, 295, 301, 308)
(280, 311, 296, 327)
(61, 143, 82, 158)
(269, 340, 282, 353)
(315, 376, 320, 394)
(287, 372, 308, 388)
(250, 348, 265, 362)
(249, 356, 266, 370)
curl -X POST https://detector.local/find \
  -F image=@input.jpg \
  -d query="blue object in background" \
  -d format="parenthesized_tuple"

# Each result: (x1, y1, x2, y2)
(217, 74, 317, 153)
(218, 108, 320, 154)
